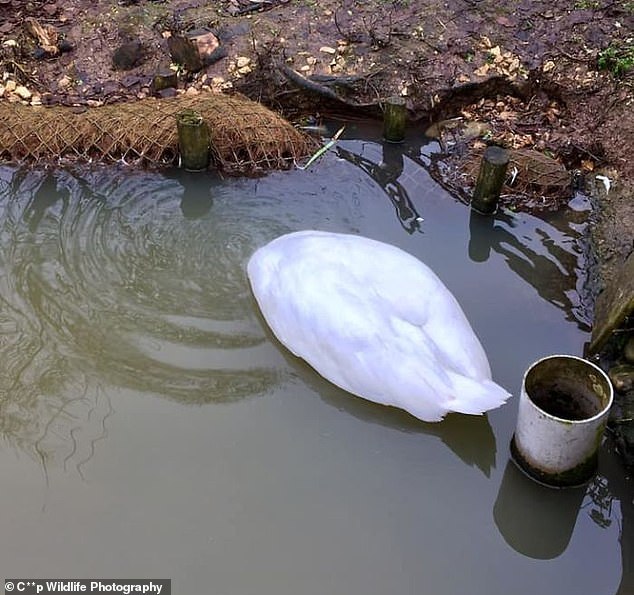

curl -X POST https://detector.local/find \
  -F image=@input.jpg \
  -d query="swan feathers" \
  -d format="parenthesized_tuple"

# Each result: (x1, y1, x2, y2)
(247, 230, 510, 422)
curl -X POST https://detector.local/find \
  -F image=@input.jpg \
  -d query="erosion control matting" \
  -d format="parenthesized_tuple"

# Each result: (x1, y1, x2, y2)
(0, 93, 314, 173)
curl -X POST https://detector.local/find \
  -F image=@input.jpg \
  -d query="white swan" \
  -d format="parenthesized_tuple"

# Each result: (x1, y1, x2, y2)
(247, 230, 510, 422)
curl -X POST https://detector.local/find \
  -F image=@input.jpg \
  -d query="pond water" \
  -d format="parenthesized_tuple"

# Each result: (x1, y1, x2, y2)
(0, 124, 630, 595)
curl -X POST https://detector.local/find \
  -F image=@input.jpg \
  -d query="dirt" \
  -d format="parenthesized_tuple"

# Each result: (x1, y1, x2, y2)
(0, 0, 632, 291)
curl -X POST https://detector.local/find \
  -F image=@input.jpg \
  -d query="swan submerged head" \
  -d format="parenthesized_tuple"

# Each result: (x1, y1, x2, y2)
(247, 230, 511, 422)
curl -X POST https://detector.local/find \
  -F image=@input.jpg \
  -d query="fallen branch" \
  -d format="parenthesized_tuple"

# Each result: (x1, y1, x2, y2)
(277, 62, 379, 110)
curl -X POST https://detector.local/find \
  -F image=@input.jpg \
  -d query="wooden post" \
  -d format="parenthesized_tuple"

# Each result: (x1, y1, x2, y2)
(471, 146, 510, 215)
(176, 109, 210, 171)
(383, 96, 407, 143)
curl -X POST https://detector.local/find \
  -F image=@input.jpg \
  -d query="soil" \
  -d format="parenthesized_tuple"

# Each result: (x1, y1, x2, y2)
(1, 2, 633, 454)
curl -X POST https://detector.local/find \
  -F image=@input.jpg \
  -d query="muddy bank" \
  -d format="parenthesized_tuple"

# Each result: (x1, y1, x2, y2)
(1, 2, 631, 234)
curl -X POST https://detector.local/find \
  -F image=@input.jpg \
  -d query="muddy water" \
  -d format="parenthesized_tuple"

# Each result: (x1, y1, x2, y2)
(0, 129, 629, 594)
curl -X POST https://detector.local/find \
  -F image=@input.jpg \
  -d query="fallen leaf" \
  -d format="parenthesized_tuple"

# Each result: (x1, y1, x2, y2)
(14, 85, 32, 99)
(489, 46, 502, 61)
(57, 75, 72, 89)
(24, 18, 59, 56)
(581, 159, 594, 171)
(496, 16, 514, 27)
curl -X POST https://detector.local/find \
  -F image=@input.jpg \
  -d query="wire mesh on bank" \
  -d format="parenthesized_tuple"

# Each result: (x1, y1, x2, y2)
(0, 93, 314, 174)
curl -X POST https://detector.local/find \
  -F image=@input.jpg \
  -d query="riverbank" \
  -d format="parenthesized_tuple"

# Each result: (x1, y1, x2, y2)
(1, 1, 632, 254)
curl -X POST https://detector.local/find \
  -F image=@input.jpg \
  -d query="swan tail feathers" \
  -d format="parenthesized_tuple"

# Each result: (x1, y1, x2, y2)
(447, 375, 511, 416)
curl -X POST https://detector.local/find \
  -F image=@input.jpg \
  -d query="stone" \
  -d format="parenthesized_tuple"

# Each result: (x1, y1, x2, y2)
(589, 251, 634, 354)
(168, 31, 226, 73)
(33, 47, 49, 60)
(192, 31, 220, 61)
(157, 87, 178, 99)
(150, 70, 178, 95)
(58, 39, 74, 53)
(57, 75, 72, 89)
(608, 364, 634, 394)
(112, 39, 144, 71)
(624, 335, 634, 363)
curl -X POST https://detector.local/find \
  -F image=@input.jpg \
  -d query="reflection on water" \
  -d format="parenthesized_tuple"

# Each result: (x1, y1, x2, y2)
(336, 135, 591, 330)
(278, 344, 498, 476)
(0, 165, 289, 473)
(337, 143, 424, 234)
(468, 206, 592, 329)
(494, 459, 587, 559)
(0, 126, 629, 594)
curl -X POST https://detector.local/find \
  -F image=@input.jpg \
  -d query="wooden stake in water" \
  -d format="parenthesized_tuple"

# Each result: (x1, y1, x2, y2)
(176, 109, 210, 171)
(471, 146, 510, 215)
(383, 97, 407, 143)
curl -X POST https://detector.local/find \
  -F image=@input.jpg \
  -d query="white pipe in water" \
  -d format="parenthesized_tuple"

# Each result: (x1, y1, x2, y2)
(512, 355, 613, 488)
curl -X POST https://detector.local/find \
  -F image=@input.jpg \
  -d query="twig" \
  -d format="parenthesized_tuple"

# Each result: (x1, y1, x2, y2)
(4, 59, 39, 85)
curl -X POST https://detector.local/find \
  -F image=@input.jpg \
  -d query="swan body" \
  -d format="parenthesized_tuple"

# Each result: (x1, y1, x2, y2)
(247, 231, 510, 422)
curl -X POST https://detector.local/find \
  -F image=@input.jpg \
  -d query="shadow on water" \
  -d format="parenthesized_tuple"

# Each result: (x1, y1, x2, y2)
(335, 131, 591, 331)
(494, 458, 587, 559)
(336, 143, 424, 234)
(468, 206, 591, 329)
(255, 308, 497, 478)
(333, 128, 631, 587)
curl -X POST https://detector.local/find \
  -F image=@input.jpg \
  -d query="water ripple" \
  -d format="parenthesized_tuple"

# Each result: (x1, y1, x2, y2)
(0, 165, 292, 467)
